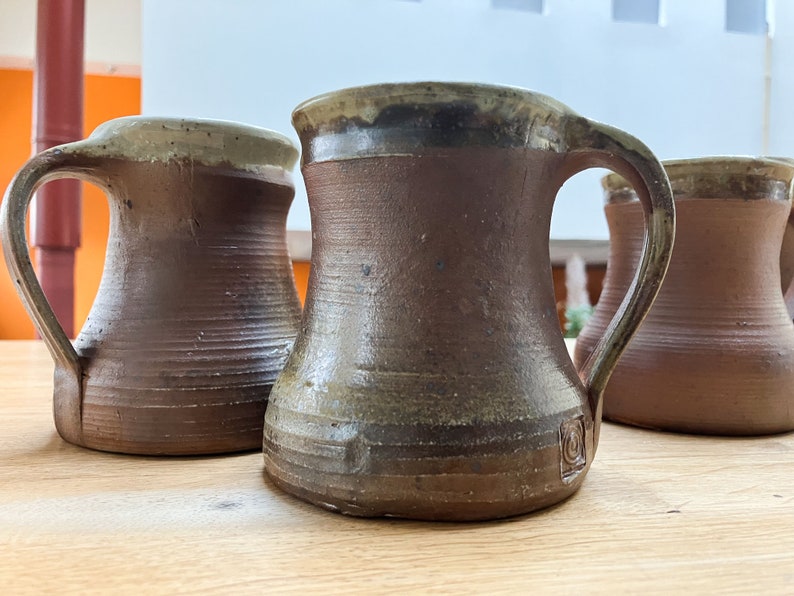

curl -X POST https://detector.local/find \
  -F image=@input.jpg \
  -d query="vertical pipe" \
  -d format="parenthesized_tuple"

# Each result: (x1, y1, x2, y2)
(31, 0, 85, 338)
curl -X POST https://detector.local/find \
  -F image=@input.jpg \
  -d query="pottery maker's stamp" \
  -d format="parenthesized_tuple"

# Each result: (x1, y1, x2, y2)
(560, 416, 586, 483)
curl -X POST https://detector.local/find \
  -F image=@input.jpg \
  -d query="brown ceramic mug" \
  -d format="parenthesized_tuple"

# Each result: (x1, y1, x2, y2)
(262, 82, 676, 521)
(575, 157, 794, 435)
(1, 116, 302, 455)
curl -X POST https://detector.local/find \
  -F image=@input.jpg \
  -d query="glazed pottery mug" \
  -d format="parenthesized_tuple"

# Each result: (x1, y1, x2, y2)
(1, 117, 302, 455)
(262, 82, 676, 521)
(575, 157, 794, 435)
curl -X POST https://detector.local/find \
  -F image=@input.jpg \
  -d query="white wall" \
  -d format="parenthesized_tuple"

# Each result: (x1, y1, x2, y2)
(0, 0, 141, 74)
(770, 0, 794, 155)
(142, 0, 774, 238)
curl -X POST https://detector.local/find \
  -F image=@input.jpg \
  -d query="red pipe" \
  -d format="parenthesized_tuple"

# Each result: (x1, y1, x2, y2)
(32, 0, 84, 338)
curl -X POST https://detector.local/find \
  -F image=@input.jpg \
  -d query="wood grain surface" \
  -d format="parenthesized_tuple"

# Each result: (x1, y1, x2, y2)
(0, 340, 792, 594)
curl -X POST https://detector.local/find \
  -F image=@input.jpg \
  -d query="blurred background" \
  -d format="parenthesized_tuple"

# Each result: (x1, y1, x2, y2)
(0, 0, 787, 337)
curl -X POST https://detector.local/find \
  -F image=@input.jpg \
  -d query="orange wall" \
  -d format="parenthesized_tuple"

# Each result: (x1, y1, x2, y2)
(0, 68, 141, 339)
(0, 68, 311, 339)
(292, 261, 310, 305)
(0, 69, 36, 338)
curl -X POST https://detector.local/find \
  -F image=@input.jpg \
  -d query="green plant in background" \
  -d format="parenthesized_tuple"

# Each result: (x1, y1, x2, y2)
(564, 304, 594, 339)
(563, 253, 593, 338)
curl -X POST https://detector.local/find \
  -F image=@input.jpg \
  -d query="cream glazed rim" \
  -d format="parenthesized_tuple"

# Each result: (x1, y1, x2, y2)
(602, 156, 794, 204)
(56, 116, 299, 174)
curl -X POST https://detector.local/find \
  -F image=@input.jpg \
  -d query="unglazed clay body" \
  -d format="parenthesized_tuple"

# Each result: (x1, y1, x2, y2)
(575, 157, 794, 435)
(1, 117, 302, 455)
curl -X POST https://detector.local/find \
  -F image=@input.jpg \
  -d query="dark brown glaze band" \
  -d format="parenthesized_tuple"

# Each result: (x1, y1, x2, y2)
(293, 83, 570, 140)
(293, 82, 643, 164)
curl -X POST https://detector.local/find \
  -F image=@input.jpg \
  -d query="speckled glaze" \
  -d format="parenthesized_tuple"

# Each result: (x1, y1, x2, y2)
(263, 82, 676, 521)
(575, 157, 794, 435)
(1, 116, 302, 455)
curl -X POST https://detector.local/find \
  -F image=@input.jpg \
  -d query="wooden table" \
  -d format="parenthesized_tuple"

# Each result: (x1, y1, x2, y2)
(1, 340, 792, 593)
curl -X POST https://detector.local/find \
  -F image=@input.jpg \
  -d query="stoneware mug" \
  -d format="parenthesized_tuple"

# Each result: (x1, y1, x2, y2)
(262, 82, 676, 521)
(1, 116, 302, 455)
(575, 157, 794, 435)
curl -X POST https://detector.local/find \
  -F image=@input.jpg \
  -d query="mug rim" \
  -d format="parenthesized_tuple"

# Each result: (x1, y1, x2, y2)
(292, 81, 574, 133)
(290, 81, 595, 165)
(87, 115, 299, 172)
(602, 156, 794, 203)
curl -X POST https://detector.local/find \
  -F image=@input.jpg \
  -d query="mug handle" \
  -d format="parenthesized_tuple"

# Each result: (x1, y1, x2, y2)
(1, 142, 101, 444)
(559, 116, 676, 445)
(780, 209, 794, 294)
(782, 206, 794, 318)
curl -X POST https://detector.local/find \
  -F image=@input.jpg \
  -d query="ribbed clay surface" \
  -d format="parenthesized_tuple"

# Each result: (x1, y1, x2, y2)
(575, 198, 794, 435)
(263, 147, 594, 521)
(73, 160, 301, 454)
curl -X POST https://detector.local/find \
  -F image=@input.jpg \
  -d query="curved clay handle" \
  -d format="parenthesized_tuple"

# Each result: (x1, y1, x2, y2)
(1, 143, 99, 443)
(560, 117, 676, 443)
(780, 207, 794, 293)
(781, 202, 794, 319)
(767, 158, 794, 302)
